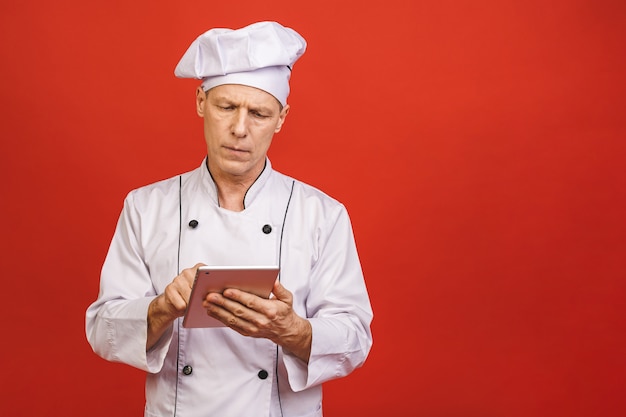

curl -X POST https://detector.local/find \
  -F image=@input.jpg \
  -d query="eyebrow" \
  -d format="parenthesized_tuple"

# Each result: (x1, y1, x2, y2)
(213, 96, 276, 114)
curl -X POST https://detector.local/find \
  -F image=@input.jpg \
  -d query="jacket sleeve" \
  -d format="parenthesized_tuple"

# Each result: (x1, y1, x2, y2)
(283, 202, 373, 391)
(85, 191, 172, 373)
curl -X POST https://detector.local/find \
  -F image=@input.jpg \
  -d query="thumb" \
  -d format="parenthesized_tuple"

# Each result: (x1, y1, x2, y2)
(271, 279, 292, 303)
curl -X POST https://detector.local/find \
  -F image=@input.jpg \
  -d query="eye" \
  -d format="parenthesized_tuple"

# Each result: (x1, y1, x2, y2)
(214, 102, 235, 111)
(250, 110, 269, 119)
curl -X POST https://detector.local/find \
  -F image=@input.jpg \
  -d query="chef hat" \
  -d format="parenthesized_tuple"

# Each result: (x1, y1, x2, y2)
(174, 21, 307, 106)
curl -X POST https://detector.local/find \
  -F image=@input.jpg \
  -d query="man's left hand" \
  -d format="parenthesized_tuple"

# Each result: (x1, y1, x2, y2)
(203, 280, 312, 363)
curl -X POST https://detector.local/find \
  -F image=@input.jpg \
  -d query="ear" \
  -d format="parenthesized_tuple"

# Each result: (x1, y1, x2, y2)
(274, 104, 290, 133)
(196, 86, 207, 117)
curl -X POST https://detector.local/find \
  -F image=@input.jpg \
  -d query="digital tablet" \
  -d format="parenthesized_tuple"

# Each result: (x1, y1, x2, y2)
(182, 265, 279, 328)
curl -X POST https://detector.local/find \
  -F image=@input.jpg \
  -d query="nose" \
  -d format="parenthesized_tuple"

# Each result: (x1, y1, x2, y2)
(231, 109, 248, 138)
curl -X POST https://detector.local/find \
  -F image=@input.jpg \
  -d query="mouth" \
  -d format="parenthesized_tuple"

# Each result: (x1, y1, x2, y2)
(223, 146, 250, 157)
(225, 145, 248, 152)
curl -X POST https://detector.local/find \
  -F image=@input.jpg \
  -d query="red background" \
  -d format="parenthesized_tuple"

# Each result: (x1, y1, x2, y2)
(1, 1, 625, 416)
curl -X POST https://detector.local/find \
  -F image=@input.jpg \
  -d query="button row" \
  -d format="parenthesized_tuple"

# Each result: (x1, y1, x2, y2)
(188, 220, 272, 234)
(181, 365, 269, 380)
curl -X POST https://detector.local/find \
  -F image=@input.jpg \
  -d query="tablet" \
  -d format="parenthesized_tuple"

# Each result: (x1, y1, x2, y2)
(182, 265, 279, 328)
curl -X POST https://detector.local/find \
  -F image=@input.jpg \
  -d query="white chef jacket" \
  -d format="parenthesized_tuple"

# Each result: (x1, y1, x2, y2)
(86, 158, 373, 417)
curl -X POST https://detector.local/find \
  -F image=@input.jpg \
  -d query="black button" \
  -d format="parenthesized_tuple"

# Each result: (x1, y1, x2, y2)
(182, 365, 193, 375)
(189, 220, 199, 229)
(262, 224, 272, 234)
(257, 370, 269, 380)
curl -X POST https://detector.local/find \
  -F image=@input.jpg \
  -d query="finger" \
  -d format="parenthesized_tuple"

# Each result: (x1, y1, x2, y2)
(204, 295, 257, 331)
(191, 262, 206, 271)
(205, 302, 238, 327)
(181, 262, 206, 283)
(205, 292, 248, 313)
(163, 285, 188, 314)
(221, 288, 265, 313)
(178, 263, 207, 300)
(206, 292, 269, 327)
(271, 280, 293, 304)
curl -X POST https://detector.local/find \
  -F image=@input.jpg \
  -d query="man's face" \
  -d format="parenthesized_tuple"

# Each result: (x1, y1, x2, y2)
(196, 84, 289, 183)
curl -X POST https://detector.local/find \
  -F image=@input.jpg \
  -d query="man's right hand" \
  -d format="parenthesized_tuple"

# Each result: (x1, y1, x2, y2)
(146, 263, 204, 350)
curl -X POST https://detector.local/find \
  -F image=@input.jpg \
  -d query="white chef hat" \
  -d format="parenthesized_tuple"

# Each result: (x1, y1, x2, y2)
(174, 21, 307, 107)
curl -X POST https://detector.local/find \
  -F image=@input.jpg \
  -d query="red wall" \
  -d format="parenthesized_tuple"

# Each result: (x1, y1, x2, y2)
(1, 1, 624, 416)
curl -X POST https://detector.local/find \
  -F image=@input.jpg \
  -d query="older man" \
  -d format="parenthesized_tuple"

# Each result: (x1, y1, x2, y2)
(86, 21, 373, 417)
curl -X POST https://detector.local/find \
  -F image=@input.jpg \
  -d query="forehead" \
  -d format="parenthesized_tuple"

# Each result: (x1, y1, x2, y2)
(207, 84, 281, 110)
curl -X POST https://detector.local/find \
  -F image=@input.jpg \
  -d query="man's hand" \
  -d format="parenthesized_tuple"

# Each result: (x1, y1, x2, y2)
(203, 280, 312, 363)
(146, 263, 204, 350)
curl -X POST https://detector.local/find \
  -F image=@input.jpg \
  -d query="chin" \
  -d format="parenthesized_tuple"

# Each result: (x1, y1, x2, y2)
(222, 160, 254, 175)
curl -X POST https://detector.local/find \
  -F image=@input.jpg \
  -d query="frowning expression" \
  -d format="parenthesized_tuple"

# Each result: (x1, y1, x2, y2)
(196, 84, 289, 183)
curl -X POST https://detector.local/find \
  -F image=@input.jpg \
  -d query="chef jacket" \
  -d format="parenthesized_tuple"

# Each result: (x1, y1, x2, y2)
(86, 158, 373, 417)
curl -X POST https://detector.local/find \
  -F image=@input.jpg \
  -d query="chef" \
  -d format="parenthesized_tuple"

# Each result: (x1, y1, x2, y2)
(86, 21, 373, 417)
